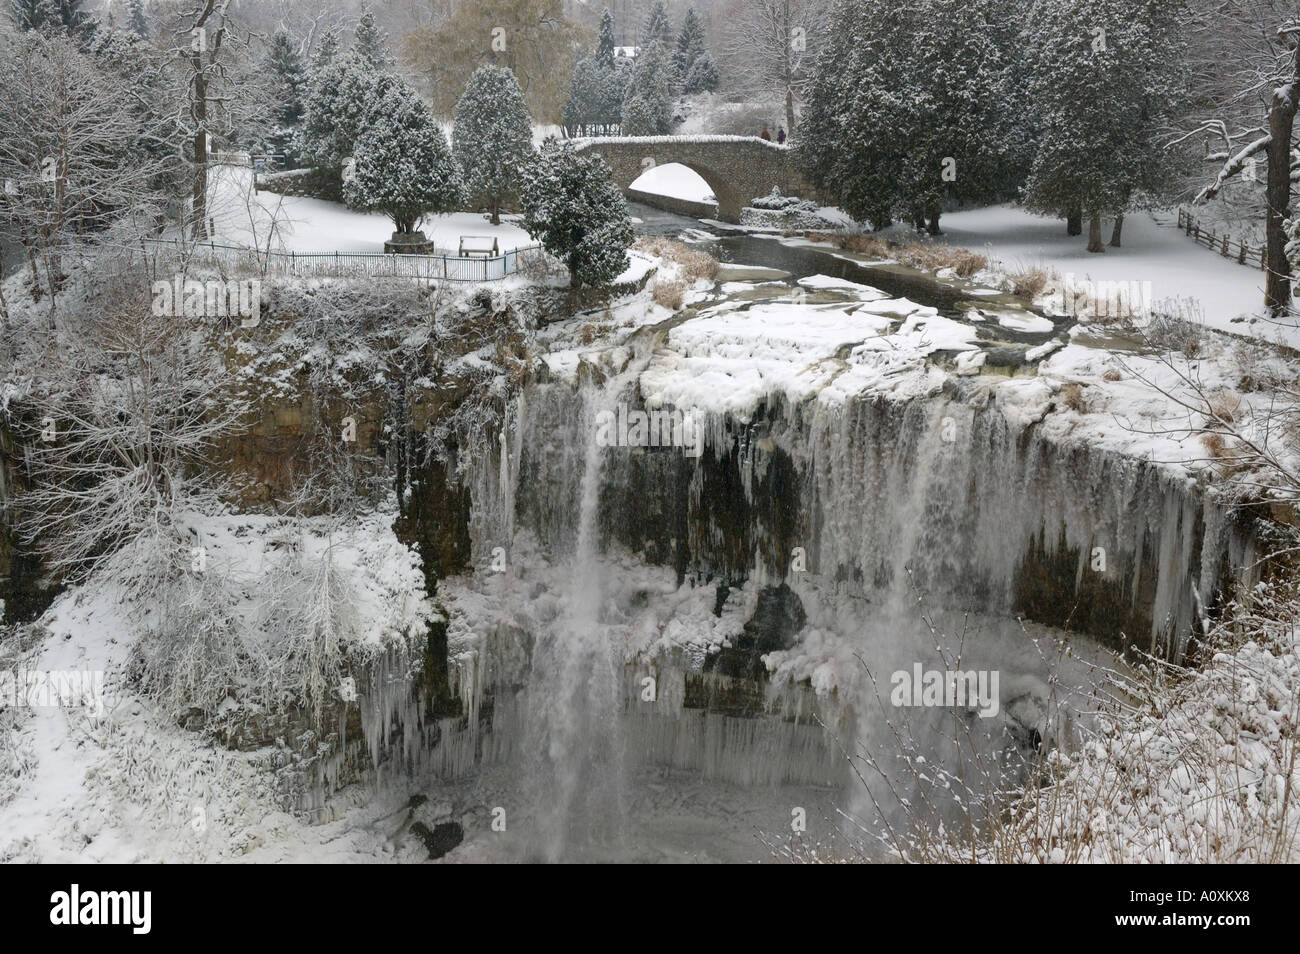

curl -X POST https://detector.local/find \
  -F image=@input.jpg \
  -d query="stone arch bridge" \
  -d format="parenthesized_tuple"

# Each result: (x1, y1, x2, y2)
(571, 135, 816, 223)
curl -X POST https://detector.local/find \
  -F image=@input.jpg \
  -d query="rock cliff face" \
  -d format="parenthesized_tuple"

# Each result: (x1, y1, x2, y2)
(0, 275, 1279, 813)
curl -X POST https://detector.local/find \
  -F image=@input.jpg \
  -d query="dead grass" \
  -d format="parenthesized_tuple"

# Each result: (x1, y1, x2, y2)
(1205, 388, 1243, 425)
(1200, 432, 1252, 477)
(894, 243, 988, 278)
(1060, 382, 1089, 413)
(805, 231, 987, 277)
(634, 237, 719, 282)
(1008, 265, 1056, 299)
(652, 277, 686, 310)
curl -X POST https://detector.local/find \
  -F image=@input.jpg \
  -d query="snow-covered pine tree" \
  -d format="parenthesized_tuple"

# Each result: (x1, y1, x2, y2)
(454, 65, 535, 225)
(311, 27, 340, 71)
(896, 0, 1027, 234)
(623, 38, 675, 134)
(8, 0, 93, 36)
(643, 1, 673, 48)
(301, 48, 398, 173)
(343, 83, 462, 237)
(564, 9, 628, 136)
(597, 6, 615, 61)
(619, 93, 657, 136)
(674, 8, 718, 94)
(802, 0, 1028, 232)
(683, 50, 719, 95)
(126, 0, 146, 39)
(642, 1, 679, 88)
(799, 0, 910, 228)
(1022, 0, 1189, 252)
(265, 30, 307, 130)
(353, 6, 396, 71)
(520, 143, 633, 287)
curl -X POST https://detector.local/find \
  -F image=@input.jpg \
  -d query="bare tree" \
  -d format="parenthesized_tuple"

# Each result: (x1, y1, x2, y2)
(169, 0, 271, 239)
(15, 288, 247, 595)
(720, 0, 826, 136)
(0, 30, 171, 317)
(1181, 14, 1300, 315)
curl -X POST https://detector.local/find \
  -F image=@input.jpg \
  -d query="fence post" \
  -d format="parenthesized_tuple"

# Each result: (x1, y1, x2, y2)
(1239, 242, 1248, 264)
(1221, 234, 1230, 256)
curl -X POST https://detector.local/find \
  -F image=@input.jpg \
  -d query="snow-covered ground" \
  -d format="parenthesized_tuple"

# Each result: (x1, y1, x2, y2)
(207, 166, 534, 256)
(920, 205, 1283, 343)
(0, 511, 433, 862)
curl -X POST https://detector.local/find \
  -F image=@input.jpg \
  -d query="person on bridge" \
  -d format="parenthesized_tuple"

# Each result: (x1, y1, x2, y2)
(777, 127, 787, 144)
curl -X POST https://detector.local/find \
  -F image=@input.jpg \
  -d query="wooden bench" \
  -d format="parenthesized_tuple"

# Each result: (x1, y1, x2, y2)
(459, 235, 500, 257)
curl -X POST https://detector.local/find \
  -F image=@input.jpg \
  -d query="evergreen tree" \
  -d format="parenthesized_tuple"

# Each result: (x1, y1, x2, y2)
(343, 84, 462, 236)
(454, 65, 535, 225)
(642, 1, 673, 47)
(801, 0, 1027, 233)
(673, 8, 717, 93)
(353, 6, 396, 71)
(126, 0, 146, 39)
(301, 48, 399, 172)
(619, 93, 657, 136)
(263, 29, 307, 165)
(265, 30, 307, 128)
(520, 143, 633, 288)
(622, 39, 674, 135)
(682, 55, 719, 95)
(1021, 0, 1190, 251)
(563, 8, 628, 135)
(597, 7, 615, 61)
(311, 27, 340, 71)
(9, 0, 93, 37)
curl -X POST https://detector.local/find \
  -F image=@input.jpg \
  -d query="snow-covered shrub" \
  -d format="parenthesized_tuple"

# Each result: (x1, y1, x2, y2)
(520, 144, 634, 288)
(343, 84, 462, 235)
(750, 188, 814, 212)
(1141, 300, 1206, 358)
(130, 512, 434, 740)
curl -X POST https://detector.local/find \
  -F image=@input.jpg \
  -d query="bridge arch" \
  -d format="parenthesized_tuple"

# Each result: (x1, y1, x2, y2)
(571, 136, 815, 223)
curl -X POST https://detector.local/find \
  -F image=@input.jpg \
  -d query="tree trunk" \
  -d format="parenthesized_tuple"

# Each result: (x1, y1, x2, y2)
(785, 86, 795, 140)
(490, 202, 501, 227)
(926, 202, 942, 235)
(1067, 205, 1082, 236)
(1087, 214, 1104, 253)
(1265, 75, 1298, 313)
(191, 79, 208, 240)
(1109, 214, 1124, 247)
